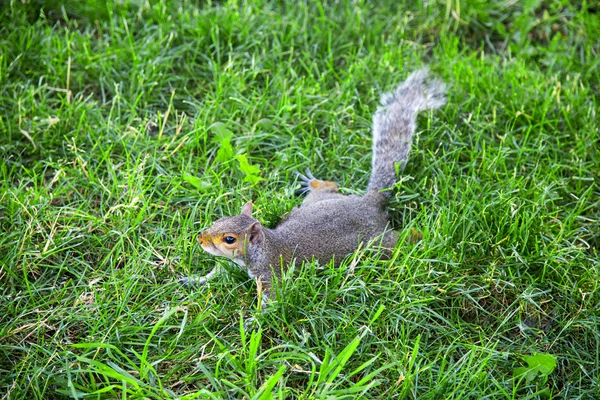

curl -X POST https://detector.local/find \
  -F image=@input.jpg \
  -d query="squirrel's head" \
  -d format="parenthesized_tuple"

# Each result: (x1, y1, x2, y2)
(198, 202, 263, 263)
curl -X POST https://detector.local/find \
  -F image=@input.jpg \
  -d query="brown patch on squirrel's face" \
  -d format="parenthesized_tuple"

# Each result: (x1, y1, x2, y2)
(198, 231, 241, 259)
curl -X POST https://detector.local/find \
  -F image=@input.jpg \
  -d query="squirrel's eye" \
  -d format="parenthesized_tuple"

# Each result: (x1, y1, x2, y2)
(223, 236, 237, 245)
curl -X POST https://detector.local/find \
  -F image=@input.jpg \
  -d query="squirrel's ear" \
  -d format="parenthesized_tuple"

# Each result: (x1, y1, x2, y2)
(247, 221, 263, 244)
(240, 201, 253, 217)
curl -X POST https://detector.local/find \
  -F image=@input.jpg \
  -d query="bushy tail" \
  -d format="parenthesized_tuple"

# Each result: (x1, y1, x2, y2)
(367, 68, 446, 197)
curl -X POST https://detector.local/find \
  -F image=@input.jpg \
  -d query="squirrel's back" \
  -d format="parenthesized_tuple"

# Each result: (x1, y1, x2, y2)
(273, 194, 395, 265)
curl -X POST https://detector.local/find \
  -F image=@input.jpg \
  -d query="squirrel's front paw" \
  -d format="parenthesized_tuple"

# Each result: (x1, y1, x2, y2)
(179, 266, 221, 288)
(243, 316, 260, 331)
(178, 275, 209, 288)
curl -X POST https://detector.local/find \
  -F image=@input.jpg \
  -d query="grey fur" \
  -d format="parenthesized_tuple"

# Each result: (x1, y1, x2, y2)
(245, 194, 397, 283)
(187, 69, 446, 301)
(368, 68, 446, 196)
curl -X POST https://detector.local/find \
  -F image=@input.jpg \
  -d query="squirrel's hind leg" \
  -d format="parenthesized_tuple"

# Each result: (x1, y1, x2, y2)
(295, 169, 345, 205)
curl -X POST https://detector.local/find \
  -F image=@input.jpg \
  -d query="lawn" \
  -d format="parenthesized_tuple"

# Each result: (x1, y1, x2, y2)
(1, 0, 598, 398)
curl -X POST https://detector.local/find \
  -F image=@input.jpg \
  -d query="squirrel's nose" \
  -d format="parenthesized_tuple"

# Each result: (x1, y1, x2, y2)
(197, 232, 205, 245)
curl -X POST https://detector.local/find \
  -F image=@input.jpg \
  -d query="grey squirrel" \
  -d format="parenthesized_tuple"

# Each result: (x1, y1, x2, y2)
(181, 69, 446, 305)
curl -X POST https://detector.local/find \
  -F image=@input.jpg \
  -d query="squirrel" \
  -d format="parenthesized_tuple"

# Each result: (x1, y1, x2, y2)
(181, 69, 446, 306)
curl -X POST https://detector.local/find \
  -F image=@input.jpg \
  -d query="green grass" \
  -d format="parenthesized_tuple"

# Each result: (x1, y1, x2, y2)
(1, 0, 598, 398)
